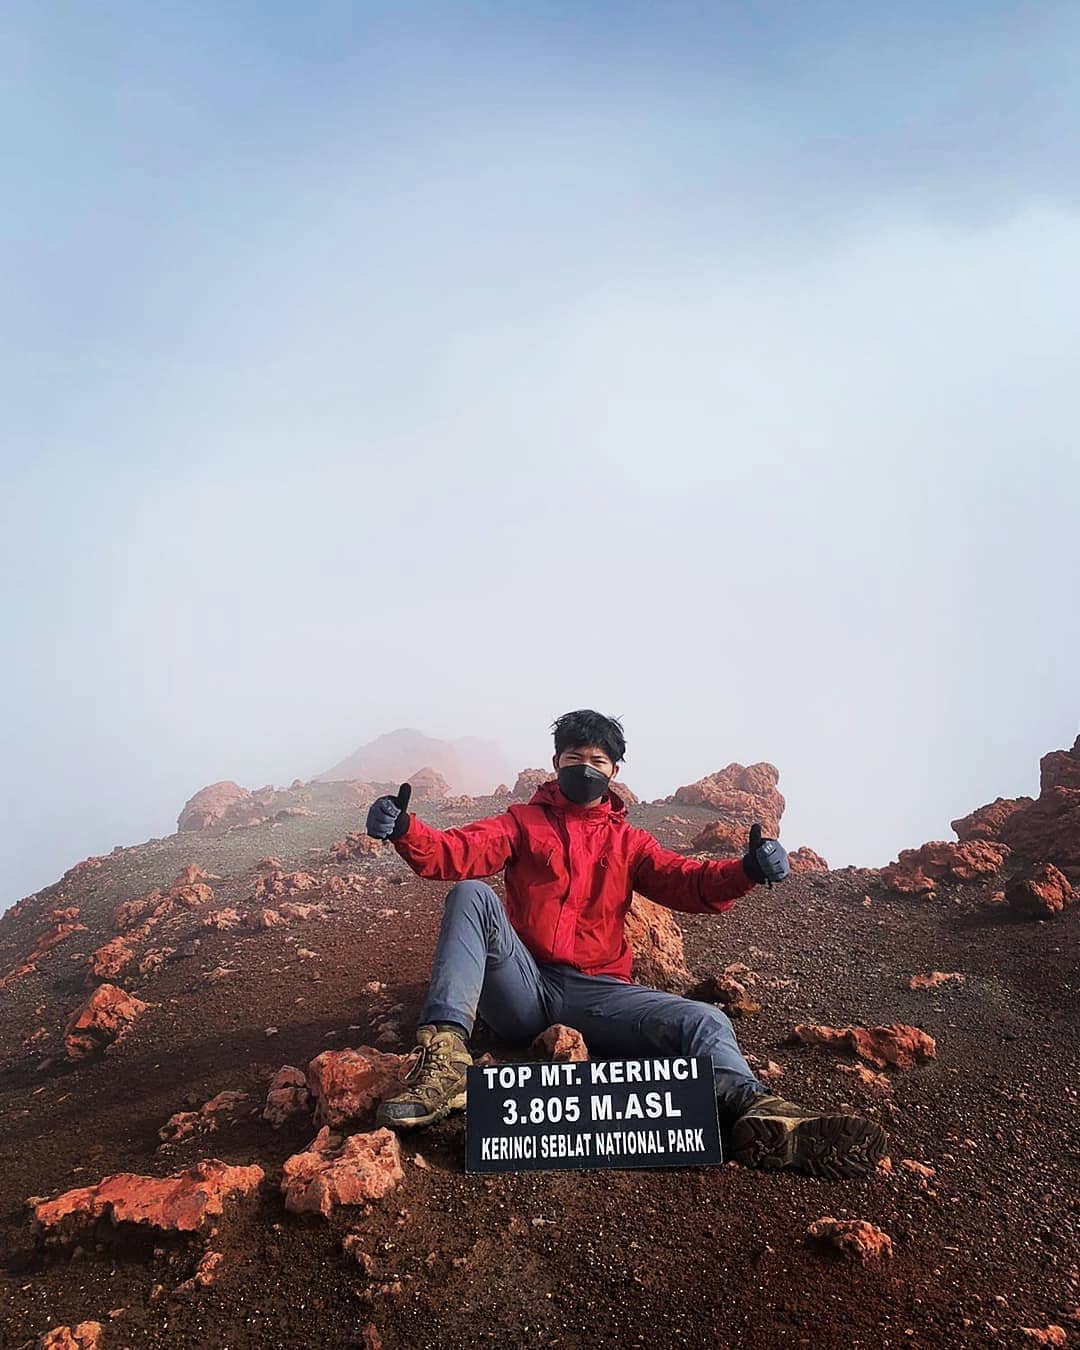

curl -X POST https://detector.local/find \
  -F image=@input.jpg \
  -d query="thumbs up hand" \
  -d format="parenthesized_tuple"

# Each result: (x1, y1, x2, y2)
(366, 783, 413, 841)
(742, 822, 789, 886)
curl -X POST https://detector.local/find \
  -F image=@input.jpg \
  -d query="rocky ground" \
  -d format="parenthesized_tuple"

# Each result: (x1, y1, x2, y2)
(0, 784, 1077, 1349)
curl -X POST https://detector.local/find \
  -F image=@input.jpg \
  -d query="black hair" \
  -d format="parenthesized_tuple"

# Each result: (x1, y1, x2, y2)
(551, 709, 627, 765)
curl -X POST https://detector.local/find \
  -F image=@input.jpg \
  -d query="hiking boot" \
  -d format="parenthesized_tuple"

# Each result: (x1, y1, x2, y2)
(731, 1093, 888, 1179)
(375, 1025, 471, 1130)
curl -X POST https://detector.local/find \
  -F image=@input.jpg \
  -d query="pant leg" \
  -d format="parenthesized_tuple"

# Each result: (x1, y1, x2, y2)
(419, 881, 555, 1044)
(556, 970, 768, 1119)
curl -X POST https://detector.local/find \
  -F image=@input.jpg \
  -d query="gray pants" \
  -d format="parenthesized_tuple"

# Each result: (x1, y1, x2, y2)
(419, 880, 768, 1120)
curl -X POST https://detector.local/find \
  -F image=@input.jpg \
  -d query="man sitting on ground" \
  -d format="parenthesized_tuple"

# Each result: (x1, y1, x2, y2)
(366, 709, 887, 1179)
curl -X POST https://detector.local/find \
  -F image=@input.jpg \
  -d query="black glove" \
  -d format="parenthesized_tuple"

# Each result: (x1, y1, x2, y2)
(366, 783, 412, 841)
(742, 822, 789, 886)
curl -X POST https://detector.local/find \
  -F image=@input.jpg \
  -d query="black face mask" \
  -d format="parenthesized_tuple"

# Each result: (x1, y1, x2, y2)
(557, 764, 610, 805)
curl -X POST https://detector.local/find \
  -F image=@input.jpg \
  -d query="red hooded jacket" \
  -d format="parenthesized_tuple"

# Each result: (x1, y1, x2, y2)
(393, 779, 757, 982)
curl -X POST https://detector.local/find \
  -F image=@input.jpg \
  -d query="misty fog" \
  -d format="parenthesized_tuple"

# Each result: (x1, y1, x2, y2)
(2, 3, 1078, 910)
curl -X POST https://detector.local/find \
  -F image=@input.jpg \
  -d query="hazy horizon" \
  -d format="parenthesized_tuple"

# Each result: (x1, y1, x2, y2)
(3, 2, 1078, 910)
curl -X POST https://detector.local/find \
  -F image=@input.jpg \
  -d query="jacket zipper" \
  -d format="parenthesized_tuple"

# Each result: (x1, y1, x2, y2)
(552, 814, 574, 961)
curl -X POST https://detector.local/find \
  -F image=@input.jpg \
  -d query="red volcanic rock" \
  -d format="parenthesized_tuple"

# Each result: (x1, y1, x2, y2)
(307, 1047, 408, 1128)
(203, 908, 241, 930)
(37, 1323, 104, 1349)
(609, 781, 639, 805)
(672, 763, 785, 837)
(169, 883, 215, 909)
(264, 1066, 314, 1128)
(331, 833, 383, 862)
(624, 894, 691, 991)
(1006, 863, 1076, 918)
(278, 901, 326, 922)
(137, 947, 174, 978)
(909, 971, 965, 990)
(33, 1159, 263, 1241)
(87, 928, 150, 982)
(789, 847, 829, 874)
(158, 1091, 250, 1144)
(280, 1126, 404, 1217)
(253, 869, 319, 900)
(110, 889, 168, 931)
(406, 766, 451, 798)
(323, 874, 367, 900)
(65, 985, 149, 1060)
(178, 780, 265, 831)
(950, 737, 1080, 880)
(790, 1023, 936, 1070)
(0, 916, 87, 989)
(686, 973, 761, 1018)
(689, 820, 747, 856)
(1019, 1328, 1068, 1347)
(881, 840, 1010, 893)
(242, 908, 286, 930)
(275, 806, 313, 820)
(806, 1217, 893, 1262)
(532, 1025, 588, 1061)
(257, 856, 283, 870)
(511, 768, 554, 800)
(952, 796, 1029, 842)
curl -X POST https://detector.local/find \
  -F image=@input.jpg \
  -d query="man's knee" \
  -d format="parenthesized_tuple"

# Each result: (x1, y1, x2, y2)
(444, 880, 499, 911)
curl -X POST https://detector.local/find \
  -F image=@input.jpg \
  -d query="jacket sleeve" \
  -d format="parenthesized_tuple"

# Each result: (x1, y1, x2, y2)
(630, 830, 757, 914)
(392, 811, 517, 881)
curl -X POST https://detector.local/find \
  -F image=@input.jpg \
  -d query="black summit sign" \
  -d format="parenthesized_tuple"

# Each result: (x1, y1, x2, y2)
(465, 1055, 723, 1174)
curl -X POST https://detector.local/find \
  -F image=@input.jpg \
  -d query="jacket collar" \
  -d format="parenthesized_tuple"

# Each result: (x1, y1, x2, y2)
(529, 777, 629, 822)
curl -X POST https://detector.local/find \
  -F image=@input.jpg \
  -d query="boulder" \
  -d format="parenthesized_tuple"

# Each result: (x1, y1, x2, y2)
(111, 889, 166, 931)
(307, 1047, 408, 1128)
(242, 909, 286, 930)
(264, 1066, 314, 1128)
(672, 763, 784, 837)
(1019, 1328, 1068, 1347)
(32, 1159, 264, 1240)
(280, 1127, 404, 1217)
(330, 833, 383, 861)
(278, 902, 326, 922)
(87, 930, 149, 982)
(952, 796, 1029, 842)
(1006, 863, 1076, 918)
(688, 820, 747, 856)
(37, 1324, 104, 1349)
(686, 972, 760, 1018)
(65, 985, 149, 1060)
(178, 781, 264, 832)
(203, 909, 241, 931)
(951, 736, 1080, 880)
(252, 870, 319, 900)
(511, 768, 554, 800)
(532, 1025, 588, 1061)
(788, 847, 829, 874)
(806, 1217, 894, 1262)
(880, 840, 1010, 893)
(790, 1023, 936, 1070)
(624, 894, 691, 991)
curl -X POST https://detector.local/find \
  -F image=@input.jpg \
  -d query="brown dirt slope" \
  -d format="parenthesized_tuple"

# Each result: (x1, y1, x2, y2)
(1, 792, 1077, 1348)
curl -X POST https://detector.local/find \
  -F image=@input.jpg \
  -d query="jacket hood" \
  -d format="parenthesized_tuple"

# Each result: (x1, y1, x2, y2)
(529, 776, 630, 821)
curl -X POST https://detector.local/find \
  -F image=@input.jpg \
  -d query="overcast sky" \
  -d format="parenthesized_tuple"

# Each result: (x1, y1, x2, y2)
(2, 2, 1078, 910)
